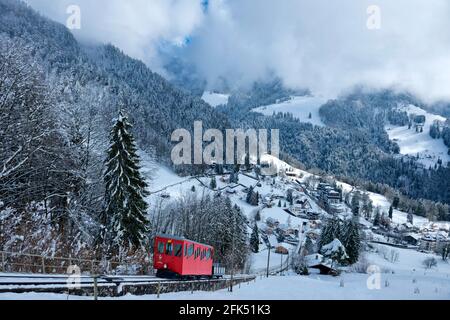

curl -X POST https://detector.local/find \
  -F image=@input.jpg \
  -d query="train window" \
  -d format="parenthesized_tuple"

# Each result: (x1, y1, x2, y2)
(206, 249, 211, 260)
(157, 242, 164, 254)
(184, 244, 188, 256)
(166, 242, 173, 256)
(174, 244, 182, 257)
(188, 244, 194, 257)
(195, 247, 200, 260)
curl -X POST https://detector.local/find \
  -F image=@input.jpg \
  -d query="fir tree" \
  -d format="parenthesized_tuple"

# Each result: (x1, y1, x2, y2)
(407, 211, 414, 224)
(392, 196, 400, 209)
(373, 208, 381, 226)
(210, 176, 217, 189)
(103, 111, 150, 249)
(287, 189, 294, 206)
(388, 205, 394, 220)
(250, 223, 260, 253)
(303, 236, 314, 256)
(342, 217, 361, 265)
(318, 217, 342, 250)
(351, 191, 361, 216)
(246, 186, 254, 204)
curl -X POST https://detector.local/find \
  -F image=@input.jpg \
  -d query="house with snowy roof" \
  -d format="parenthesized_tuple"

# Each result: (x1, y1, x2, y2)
(305, 254, 335, 275)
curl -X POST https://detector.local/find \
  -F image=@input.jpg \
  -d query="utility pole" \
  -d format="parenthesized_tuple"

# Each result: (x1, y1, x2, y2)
(266, 245, 271, 278)
(230, 208, 236, 292)
(280, 252, 283, 276)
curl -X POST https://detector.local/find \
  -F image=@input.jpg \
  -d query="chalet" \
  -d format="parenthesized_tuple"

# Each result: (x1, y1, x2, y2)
(403, 233, 420, 246)
(266, 217, 279, 228)
(307, 211, 321, 220)
(225, 187, 237, 194)
(305, 254, 335, 275)
(285, 171, 299, 178)
(306, 229, 321, 241)
(419, 236, 437, 252)
(275, 246, 289, 255)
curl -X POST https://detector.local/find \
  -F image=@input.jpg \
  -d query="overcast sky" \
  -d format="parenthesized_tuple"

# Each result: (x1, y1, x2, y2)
(26, 0, 450, 102)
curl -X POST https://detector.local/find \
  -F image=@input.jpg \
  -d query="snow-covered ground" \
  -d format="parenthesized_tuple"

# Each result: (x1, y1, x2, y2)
(253, 95, 329, 127)
(2, 244, 449, 300)
(386, 105, 450, 167)
(201, 91, 230, 107)
(2, 153, 450, 300)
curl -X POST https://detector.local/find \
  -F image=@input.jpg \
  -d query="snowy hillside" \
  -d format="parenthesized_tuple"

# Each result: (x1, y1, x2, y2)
(386, 105, 450, 167)
(252, 95, 329, 126)
(201, 91, 230, 107)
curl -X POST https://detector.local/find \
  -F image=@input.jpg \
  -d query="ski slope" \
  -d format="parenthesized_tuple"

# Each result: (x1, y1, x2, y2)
(253, 95, 329, 127)
(386, 105, 450, 167)
(201, 91, 230, 107)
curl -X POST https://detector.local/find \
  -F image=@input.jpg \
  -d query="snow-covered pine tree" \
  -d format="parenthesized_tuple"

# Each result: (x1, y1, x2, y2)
(210, 176, 217, 189)
(318, 217, 342, 250)
(250, 223, 259, 253)
(321, 239, 348, 266)
(388, 205, 394, 219)
(246, 186, 254, 204)
(303, 235, 314, 256)
(287, 189, 294, 206)
(103, 110, 150, 250)
(342, 217, 361, 265)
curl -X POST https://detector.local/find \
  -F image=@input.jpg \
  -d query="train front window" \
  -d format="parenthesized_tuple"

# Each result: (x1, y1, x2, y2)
(166, 242, 173, 255)
(157, 242, 164, 254)
(174, 244, 182, 257)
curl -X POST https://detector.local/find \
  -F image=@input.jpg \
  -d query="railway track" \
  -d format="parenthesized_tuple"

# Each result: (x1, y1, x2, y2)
(0, 273, 255, 296)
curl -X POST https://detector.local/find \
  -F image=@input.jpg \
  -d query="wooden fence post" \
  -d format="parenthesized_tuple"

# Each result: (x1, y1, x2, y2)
(41, 256, 46, 274)
(93, 275, 98, 301)
(1, 252, 5, 272)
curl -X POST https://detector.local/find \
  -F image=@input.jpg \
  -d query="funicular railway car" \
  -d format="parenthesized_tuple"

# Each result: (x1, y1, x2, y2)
(153, 234, 224, 279)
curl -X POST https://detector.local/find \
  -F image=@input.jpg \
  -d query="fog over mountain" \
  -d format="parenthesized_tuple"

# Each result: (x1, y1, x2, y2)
(26, 0, 450, 102)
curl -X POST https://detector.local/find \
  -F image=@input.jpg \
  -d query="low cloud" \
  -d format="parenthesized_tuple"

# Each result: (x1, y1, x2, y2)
(27, 0, 450, 102)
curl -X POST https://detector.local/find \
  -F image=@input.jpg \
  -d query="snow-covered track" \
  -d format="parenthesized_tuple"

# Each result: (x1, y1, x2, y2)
(0, 273, 256, 297)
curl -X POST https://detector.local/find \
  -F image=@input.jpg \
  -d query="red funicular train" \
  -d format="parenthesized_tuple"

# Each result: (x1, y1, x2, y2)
(153, 234, 225, 279)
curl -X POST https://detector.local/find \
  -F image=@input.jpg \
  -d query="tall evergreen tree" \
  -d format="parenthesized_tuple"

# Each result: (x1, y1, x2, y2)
(103, 111, 150, 249)
(342, 217, 361, 265)
(210, 176, 217, 189)
(250, 223, 260, 253)
(303, 236, 314, 256)
(287, 189, 294, 206)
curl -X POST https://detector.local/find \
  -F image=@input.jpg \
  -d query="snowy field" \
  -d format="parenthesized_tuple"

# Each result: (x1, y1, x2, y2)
(201, 91, 230, 107)
(2, 245, 449, 300)
(386, 105, 450, 167)
(253, 95, 329, 127)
